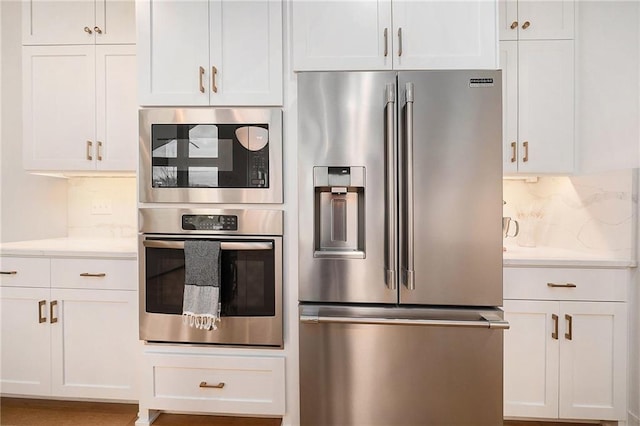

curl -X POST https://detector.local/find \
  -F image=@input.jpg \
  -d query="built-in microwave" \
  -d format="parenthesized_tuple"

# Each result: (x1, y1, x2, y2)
(139, 108, 282, 204)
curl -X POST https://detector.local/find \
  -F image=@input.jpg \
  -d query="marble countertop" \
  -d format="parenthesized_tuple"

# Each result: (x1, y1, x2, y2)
(503, 245, 637, 268)
(0, 237, 137, 258)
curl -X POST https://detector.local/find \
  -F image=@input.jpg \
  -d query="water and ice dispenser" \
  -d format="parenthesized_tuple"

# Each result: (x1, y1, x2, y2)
(313, 166, 365, 259)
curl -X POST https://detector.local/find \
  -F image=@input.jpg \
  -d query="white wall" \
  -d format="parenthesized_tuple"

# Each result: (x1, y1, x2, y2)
(0, 0, 66, 243)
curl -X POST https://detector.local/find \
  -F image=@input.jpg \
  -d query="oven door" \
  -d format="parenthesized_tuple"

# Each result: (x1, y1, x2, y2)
(139, 108, 282, 204)
(139, 235, 282, 347)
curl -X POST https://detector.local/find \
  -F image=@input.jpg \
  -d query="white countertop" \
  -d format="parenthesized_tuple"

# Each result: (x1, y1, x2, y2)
(503, 245, 637, 268)
(0, 237, 137, 258)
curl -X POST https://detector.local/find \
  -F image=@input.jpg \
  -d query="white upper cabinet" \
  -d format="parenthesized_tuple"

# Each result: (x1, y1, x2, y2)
(22, 0, 136, 45)
(23, 45, 137, 171)
(137, 0, 283, 106)
(292, 0, 498, 71)
(499, 0, 574, 41)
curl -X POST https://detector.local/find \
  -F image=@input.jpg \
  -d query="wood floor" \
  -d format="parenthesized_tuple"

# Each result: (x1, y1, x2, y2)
(0, 397, 593, 426)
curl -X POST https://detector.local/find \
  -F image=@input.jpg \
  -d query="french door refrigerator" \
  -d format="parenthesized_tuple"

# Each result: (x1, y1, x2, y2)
(298, 70, 508, 426)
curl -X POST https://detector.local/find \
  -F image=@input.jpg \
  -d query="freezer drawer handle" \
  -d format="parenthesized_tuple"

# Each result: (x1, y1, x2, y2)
(143, 240, 272, 251)
(199, 381, 225, 389)
(300, 314, 509, 330)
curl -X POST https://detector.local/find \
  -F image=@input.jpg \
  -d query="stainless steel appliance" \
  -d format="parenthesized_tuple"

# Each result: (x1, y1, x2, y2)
(139, 108, 282, 204)
(298, 70, 507, 425)
(139, 208, 283, 347)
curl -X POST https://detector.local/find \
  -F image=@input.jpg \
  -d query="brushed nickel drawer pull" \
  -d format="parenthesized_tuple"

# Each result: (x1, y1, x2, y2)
(522, 141, 529, 162)
(199, 381, 225, 389)
(0, 270, 17, 275)
(510, 142, 517, 163)
(212, 66, 218, 93)
(199, 66, 205, 93)
(383, 27, 388, 57)
(38, 300, 47, 324)
(397, 27, 403, 57)
(50, 300, 58, 324)
(87, 140, 93, 161)
(565, 314, 572, 340)
(547, 282, 577, 288)
(551, 313, 558, 340)
(80, 272, 106, 277)
(97, 141, 103, 161)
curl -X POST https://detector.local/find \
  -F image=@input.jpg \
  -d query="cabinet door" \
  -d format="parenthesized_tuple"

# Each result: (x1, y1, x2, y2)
(559, 302, 627, 421)
(517, 0, 574, 40)
(503, 300, 559, 418)
(23, 46, 97, 171)
(292, 0, 392, 71)
(392, 0, 497, 70)
(517, 40, 574, 174)
(22, 0, 95, 45)
(50, 289, 138, 400)
(95, 45, 137, 171)
(95, 0, 136, 44)
(500, 41, 518, 174)
(137, 0, 210, 105)
(209, 0, 282, 105)
(498, 0, 518, 41)
(0, 287, 51, 396)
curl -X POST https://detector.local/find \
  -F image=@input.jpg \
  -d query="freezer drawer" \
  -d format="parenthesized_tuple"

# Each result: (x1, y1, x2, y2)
(299, 305, 506, 426)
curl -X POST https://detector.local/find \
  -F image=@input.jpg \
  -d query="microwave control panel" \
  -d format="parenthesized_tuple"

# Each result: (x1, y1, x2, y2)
(182, 214, 238, 231)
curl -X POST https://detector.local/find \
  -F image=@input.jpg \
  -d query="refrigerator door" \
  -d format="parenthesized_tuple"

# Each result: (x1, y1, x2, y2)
(299, 304, 507, 426)
(298, 72, 398, 304)
(398, 70, 503, 306)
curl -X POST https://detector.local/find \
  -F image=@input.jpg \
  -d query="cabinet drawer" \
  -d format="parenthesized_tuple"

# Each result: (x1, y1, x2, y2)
(51, 258, 137, 290)
(0, 257, 49, 287)
(148, 354, 285, 416)
(504, 267, 628, 302)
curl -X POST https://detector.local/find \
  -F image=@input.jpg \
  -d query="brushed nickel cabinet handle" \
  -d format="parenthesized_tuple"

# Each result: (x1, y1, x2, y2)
(93, 26, 102, 34)
(510, 142, 517, 163)
(398, 27, 403, 57)
(212, 66, 218, 93)
(38, 300, 47, 324)
(383, 28, 388, 57)
(50, 300, 58, 324)
(522, 21, 531, 30)
(565, 314, 572, 340)
(510, 21, 518, 30)
(84, 26, 93, 34)
(0, 270, 17, 275)
(522, 141, 529, 162)
(199, 381, 225, 389)
(87, 140, 93, 161)
(547, 282, 577, 288)
(199, 66, 205, 93)
(97, 141, 103, 161)
(551, 314, 558, 340)
(80, 272, 106, 277)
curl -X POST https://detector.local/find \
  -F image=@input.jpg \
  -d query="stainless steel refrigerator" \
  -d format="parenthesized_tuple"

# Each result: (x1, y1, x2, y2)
(298, 70, 508, 426)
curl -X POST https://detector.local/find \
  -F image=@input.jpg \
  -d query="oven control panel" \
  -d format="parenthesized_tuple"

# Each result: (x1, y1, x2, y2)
(182, 214, 238, 231)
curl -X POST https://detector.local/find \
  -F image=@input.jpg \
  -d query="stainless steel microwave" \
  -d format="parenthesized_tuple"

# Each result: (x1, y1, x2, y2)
(139, 108, 282, 204)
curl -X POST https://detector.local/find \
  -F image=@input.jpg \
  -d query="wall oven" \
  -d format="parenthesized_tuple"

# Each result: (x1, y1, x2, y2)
(139, 208, 283, 347)
(139, 108, 282, 204)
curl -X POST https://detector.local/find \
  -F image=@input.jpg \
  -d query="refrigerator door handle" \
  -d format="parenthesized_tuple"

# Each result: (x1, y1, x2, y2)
(403, 82, 415, 290)
(300, 314, 509, 330)
(384, 83, 397, 290)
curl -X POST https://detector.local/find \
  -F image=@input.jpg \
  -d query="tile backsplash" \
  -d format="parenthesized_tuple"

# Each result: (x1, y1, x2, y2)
(503, 169, 637, 259)
(67, 177, 137, 238)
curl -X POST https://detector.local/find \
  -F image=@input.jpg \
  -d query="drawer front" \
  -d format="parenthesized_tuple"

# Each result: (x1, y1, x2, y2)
(504, 267, 629, 302)
(51, 258, 137, 290)
(147, 354, 285, 416)
(0, 257, 49, 287)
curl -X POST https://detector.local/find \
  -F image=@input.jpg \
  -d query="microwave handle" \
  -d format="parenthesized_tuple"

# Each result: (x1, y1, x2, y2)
(143, 240, 272, 251)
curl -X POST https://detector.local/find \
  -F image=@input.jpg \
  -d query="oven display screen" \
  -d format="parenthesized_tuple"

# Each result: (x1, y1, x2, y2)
(182, 214, 238, 231)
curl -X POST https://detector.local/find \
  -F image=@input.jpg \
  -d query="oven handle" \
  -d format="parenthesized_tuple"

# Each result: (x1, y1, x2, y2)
(143, 240, 273, 251)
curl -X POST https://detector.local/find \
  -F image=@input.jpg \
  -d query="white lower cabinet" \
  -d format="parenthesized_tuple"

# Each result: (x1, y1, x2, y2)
(503, 267, 628, 422)
(137, 348, 285, 424)
(0, 256, 138, 401)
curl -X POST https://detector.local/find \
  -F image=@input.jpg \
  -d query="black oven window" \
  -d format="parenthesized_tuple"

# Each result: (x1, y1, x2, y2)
(145, 243, 276, 317)
(151, 123, 270, 189)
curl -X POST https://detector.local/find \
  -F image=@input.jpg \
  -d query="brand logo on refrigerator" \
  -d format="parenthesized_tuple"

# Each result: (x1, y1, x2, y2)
(469, 78, 494, 88)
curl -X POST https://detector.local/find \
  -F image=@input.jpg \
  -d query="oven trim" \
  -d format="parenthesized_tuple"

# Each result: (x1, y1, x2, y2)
(138, 107, 283, 204)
